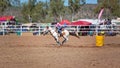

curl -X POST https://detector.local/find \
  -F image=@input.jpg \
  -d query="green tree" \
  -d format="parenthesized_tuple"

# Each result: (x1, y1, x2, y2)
(50, 0, 65, 21)
(0, 0, 11, 14)
(21, 0, 37, 22)
(95, 0, 120, 18)
(33, 1, 49, 22)
(9, 0, 21, 7)
(68, 0, 85, 21)
(69, 0, 85, 13)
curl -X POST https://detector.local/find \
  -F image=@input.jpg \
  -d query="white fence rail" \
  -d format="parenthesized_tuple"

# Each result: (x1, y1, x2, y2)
(0, 25, 120, 36)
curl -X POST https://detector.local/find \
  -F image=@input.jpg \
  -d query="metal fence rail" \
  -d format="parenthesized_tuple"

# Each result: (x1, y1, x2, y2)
(0, 25, 120, 36)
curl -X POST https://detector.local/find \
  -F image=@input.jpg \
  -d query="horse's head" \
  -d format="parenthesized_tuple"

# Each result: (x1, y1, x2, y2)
(43, 26, 52, 35)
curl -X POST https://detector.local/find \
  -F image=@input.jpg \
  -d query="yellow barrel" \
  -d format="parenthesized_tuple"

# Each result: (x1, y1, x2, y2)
(96, 36, 104, 47)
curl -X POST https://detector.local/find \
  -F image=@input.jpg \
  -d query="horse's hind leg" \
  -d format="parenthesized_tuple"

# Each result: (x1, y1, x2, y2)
(62, 37, 68, 45)
(62, 38, 66, 45)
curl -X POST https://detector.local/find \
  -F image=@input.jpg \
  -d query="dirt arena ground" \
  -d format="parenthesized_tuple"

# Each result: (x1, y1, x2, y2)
(0, 33, 120, 68)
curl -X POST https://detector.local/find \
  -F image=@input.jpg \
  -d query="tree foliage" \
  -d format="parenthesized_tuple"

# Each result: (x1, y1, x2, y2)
(10, 0, 21, 7)
(21, 0, 37, 22)
(50, 0, 65, 21)
(34, 1, 49, 22)
(1, 0, 86, 23)
(68, 0, 85, 13)
(0, 0, 11, 13)
(95, 0, 120, 18)
(68, 0, 85, 21)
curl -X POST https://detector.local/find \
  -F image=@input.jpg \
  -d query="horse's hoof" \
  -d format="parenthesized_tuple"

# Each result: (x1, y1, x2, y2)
(58, 44, 61, 46)
(57, 43, 61, 46)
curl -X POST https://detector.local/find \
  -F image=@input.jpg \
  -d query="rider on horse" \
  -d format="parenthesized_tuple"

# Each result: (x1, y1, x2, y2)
(55, 23, 67, 37)
(43, 24, 69, 45)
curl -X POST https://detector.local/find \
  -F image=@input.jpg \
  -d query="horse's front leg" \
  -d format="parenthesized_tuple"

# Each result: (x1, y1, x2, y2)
(54, 36, 61, 46)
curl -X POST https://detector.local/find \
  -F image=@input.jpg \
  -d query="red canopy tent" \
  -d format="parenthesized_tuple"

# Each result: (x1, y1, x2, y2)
(70, 20, 92, 26)
(0, 16, 14, 21)
(59, 20, 71, 25)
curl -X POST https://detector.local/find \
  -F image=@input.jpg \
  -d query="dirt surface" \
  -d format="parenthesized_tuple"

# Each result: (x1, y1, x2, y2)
(0, 34, 120, 68)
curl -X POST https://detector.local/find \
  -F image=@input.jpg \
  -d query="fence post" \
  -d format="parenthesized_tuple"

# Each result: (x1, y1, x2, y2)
(38, 26, 40, 35)
(96, 25, 98, 36)
(77, 26, 79, 33)
(3, 25, 5, 36)
(21, 25, 22, 36)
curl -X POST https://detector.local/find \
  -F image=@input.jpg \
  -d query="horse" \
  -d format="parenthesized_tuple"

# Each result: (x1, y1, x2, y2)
(43, 26, 69, 46)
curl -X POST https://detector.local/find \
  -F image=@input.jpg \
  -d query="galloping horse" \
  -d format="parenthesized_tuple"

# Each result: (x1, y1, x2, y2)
(43, 26, 69, 46)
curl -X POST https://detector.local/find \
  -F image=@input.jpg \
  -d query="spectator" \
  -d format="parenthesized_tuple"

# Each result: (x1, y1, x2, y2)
(107, 19, 112, 25)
